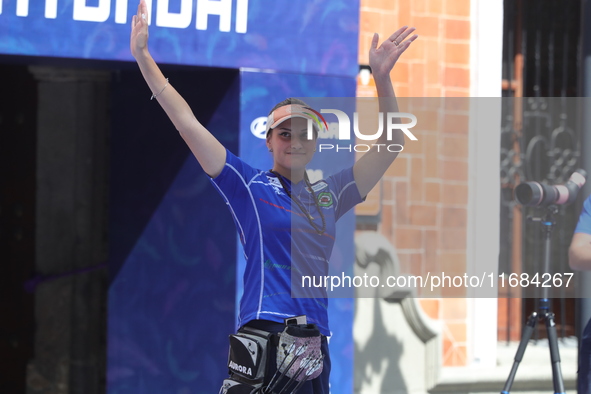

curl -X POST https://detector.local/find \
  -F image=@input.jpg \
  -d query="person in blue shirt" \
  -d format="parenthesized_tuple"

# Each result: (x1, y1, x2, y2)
(569, 193, 591, 394)
(130, 0, 417, 392)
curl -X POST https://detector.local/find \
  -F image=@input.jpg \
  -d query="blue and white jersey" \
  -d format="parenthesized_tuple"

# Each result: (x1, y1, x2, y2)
(575, 194, 591, 235)
(210, 150, 363, 335)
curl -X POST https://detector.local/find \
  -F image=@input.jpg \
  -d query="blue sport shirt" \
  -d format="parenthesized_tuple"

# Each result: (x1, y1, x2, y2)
(210, 150, 363, 335)
(575, 194, 591, 235)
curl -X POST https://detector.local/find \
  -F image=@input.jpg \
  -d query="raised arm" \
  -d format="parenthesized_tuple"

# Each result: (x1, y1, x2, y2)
(569, 232, 591, 271)
(130, 0, 226, 177)
(353, 27, 418, 197)
(568, 195, 591, 270)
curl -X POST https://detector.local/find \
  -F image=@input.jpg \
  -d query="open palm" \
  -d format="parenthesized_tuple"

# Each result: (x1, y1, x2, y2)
(369, 26, 418, 78)
(130, 0, 149, 57)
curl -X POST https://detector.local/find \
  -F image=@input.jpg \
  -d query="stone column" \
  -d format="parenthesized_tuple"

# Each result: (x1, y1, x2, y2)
(26, 67, 110, 394)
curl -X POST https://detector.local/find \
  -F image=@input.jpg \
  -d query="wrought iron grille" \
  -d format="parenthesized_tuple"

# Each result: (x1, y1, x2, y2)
(500, 0, 582, 340)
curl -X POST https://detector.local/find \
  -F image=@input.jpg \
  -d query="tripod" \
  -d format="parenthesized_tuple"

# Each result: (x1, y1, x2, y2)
(501, 205, 566, 394)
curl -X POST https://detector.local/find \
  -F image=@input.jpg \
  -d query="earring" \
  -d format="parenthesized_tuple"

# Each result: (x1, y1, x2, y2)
(269, 148, 273, 152)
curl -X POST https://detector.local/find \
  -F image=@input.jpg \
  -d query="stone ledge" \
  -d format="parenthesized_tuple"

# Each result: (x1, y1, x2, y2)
(430, 339, 578, 394)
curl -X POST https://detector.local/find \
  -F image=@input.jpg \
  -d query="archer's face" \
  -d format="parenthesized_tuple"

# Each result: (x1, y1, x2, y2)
(267, 118, 317, 174)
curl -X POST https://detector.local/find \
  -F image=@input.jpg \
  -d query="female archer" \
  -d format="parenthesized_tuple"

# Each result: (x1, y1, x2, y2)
(130, 1, 417, 391)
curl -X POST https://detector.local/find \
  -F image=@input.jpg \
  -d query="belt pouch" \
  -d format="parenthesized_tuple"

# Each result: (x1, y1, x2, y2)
(219, 377, 261, 394)
(227, 326, 274, 382)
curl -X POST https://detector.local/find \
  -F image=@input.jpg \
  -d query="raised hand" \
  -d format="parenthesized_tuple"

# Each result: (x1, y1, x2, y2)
(369, 26, 418, 79)
(130, 0, 149, 58)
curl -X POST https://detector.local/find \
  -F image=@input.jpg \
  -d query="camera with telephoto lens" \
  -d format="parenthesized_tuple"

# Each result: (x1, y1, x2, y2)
(514, 169, 587, 207)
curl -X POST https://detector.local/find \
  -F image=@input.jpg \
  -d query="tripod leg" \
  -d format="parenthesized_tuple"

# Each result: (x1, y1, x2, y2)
(501, 313, 538, 394)
(544, 312, 566, 394)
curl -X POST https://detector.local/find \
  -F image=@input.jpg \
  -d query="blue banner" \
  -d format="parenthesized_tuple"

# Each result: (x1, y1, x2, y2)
(0, 0, 359, 77)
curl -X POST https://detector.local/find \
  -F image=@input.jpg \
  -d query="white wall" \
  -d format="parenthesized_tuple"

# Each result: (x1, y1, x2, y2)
(467, 0, 504, 367)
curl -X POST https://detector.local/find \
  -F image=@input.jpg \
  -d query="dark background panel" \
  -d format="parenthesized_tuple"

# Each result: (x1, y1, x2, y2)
(108, 65, 240, 393)
(0, 64, 37, 394)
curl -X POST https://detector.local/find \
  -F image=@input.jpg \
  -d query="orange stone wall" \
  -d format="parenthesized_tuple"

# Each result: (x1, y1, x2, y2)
(357, 0, 472, 367)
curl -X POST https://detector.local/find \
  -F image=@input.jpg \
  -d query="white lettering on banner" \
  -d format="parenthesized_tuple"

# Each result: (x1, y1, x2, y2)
(15, 0, 60, 18)
(115, 0, 130, 24)
(157, 0, 192, 28)
(144, 0, 153, 24)
(235, 0, 248, 33)
(73, 0, 110, 22)
(196, 0, 231, 32)
(16, 0, 28, 17)
(9, 0, 249, 33)
(46, 0, 58, 18)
